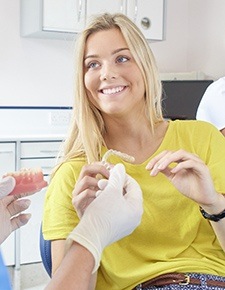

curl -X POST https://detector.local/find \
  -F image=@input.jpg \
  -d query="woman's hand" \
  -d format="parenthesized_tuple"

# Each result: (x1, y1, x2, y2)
(146, 149, 222, 209)
(72, 163, 110, 218)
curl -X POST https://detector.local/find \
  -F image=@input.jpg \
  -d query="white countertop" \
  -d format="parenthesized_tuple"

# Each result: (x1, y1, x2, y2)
(0, 134, 65, 142)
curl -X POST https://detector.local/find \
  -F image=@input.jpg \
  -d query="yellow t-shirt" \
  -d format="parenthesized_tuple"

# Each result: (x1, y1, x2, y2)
(43, 120, 225, 290)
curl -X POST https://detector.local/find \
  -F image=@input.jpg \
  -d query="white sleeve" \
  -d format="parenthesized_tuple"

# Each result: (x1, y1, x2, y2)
(196, 77, 225, 130)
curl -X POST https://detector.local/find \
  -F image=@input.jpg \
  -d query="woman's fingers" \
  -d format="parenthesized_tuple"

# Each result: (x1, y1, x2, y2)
(146, 149, 203, 176)
(72, 188, 97, 217)
(74, 163, 110, 196)
(77, 163, 109, 182)
(72, 163, 110, 218)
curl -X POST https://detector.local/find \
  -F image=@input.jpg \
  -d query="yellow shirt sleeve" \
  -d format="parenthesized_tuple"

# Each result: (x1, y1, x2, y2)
(42, 158, 85, 240)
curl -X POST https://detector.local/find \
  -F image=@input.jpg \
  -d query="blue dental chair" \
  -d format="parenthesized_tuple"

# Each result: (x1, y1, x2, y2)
(39, 224, 52, 277)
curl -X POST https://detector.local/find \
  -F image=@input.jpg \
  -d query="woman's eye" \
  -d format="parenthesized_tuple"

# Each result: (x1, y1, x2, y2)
(117, 56, 129, 63)
(86, 62, 100, 69)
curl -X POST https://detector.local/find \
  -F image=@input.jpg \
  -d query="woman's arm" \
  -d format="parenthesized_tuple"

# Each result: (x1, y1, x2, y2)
(46, 242, 96, 290)
(199, 193, 225, 251)
(220, 127, 225, 136)
(51, 240, 66, 275)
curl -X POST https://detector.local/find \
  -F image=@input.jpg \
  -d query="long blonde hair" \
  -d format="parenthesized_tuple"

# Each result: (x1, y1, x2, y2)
(59, 13, 163, 167)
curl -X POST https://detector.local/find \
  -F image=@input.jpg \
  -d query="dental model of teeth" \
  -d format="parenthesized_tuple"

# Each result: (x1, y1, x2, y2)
(101, 149, 135, 164)
(3, 168, 48, 195)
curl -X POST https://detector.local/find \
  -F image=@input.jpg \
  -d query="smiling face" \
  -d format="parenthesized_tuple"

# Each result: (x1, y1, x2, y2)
(84, 28, 146, 118)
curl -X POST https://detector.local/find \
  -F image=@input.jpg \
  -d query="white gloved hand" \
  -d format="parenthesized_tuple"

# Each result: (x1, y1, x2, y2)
(0, 176, 16, 199)
(66, 163, 143, 273)
(0, 176, 31, 244)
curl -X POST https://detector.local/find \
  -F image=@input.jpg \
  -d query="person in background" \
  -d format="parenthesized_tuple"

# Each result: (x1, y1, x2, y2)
(196, 76, 225, 136)
(43, 13, 225, 290)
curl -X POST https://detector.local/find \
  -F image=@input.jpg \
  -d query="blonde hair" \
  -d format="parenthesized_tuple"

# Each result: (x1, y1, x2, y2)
(59, 13, 163, 167)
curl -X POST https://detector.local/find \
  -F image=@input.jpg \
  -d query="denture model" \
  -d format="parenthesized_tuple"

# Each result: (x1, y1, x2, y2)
(4, 168, 48, 195)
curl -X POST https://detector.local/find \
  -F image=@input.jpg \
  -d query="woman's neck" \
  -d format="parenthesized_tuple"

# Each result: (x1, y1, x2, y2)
(103, 118, 168, 164)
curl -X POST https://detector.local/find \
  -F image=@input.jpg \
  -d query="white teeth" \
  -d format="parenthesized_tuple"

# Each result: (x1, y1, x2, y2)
(102, 86, 124, 95)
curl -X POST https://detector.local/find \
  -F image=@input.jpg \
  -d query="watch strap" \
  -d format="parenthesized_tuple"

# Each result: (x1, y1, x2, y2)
(200, 207, 225, 222)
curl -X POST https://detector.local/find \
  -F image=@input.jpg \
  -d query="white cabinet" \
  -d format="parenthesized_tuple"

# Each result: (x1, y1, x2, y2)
(20, 0, 165, 40)
(0, 143, 16, 176)
(19, 141, 62, 264)
(43, 0, 86, 33)
(20, 0, 78, 39)
(86, 0, 126, 16)
(0, 140, 62, 266)
(127, 0, 164, 40)
(0, 143, 16, 266)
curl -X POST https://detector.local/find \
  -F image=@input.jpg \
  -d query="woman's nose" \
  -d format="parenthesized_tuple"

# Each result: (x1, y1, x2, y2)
(100, 65, 117, 81)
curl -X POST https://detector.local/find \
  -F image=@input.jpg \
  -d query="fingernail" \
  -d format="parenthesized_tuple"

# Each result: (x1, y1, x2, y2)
(150, 171, 155, 176)
(23, 200, 31, 208)
(157, 164, 164, 169)
(20, 213, 31, 225)
(95, 190, 101, 197)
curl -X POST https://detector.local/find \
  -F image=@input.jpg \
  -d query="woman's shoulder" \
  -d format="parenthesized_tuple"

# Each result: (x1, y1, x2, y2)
(53, 156, 87, 179)
(170, 119, 218, 133)
(166, 119, 222, 144)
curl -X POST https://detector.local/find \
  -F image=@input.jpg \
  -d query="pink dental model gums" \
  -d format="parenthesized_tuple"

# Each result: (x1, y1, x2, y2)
(4, 168, 48, 195)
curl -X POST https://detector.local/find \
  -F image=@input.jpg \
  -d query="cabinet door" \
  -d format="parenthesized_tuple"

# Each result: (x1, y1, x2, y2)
(43, 0, 86, 33)
(127, 0, 165, 40)
(87, 0, 126, 16)
(20, 141, 62, 159)
(0, 143, 16, 266)
(20, 184, 48, 264)
(0, 143, 16, 176)
(19, 141, 61, 264)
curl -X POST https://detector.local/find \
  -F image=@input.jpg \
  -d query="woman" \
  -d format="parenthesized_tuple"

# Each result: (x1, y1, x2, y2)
(43, 13, 225, 290)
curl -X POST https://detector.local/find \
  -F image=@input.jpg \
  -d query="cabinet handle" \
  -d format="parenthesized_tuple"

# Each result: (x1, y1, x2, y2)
(133, 0, 138, 23)
(39, 150, 59, 154)
(120, 0, 124, 13)
(0, 151, 14, 154)
(77, 0, 83, 22)
(42, 166, 54, 170)
(141, 17, 151, 30)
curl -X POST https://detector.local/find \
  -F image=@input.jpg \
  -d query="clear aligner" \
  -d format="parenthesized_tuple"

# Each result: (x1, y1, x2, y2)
(101, 149, 135, 163)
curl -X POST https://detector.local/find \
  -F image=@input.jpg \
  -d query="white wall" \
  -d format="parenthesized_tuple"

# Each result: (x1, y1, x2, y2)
(151, 0, 225, 80)
(0, 0, 74, 107)
(151, 0, 189, 74)
(0, 0, 225, 107)
(187, 0, 225, 80)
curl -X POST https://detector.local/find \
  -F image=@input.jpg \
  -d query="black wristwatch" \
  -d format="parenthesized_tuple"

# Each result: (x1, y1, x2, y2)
(200, 207, 225, 222)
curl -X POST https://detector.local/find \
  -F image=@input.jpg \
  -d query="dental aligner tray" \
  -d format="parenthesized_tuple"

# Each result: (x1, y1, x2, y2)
(102, 149, 135, 163)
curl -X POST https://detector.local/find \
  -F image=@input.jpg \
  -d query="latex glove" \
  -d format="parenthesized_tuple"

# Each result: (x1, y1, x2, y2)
(0, 176, 16, 199)
(66, 163, 143, 273)
(0, 177, 31, 244)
